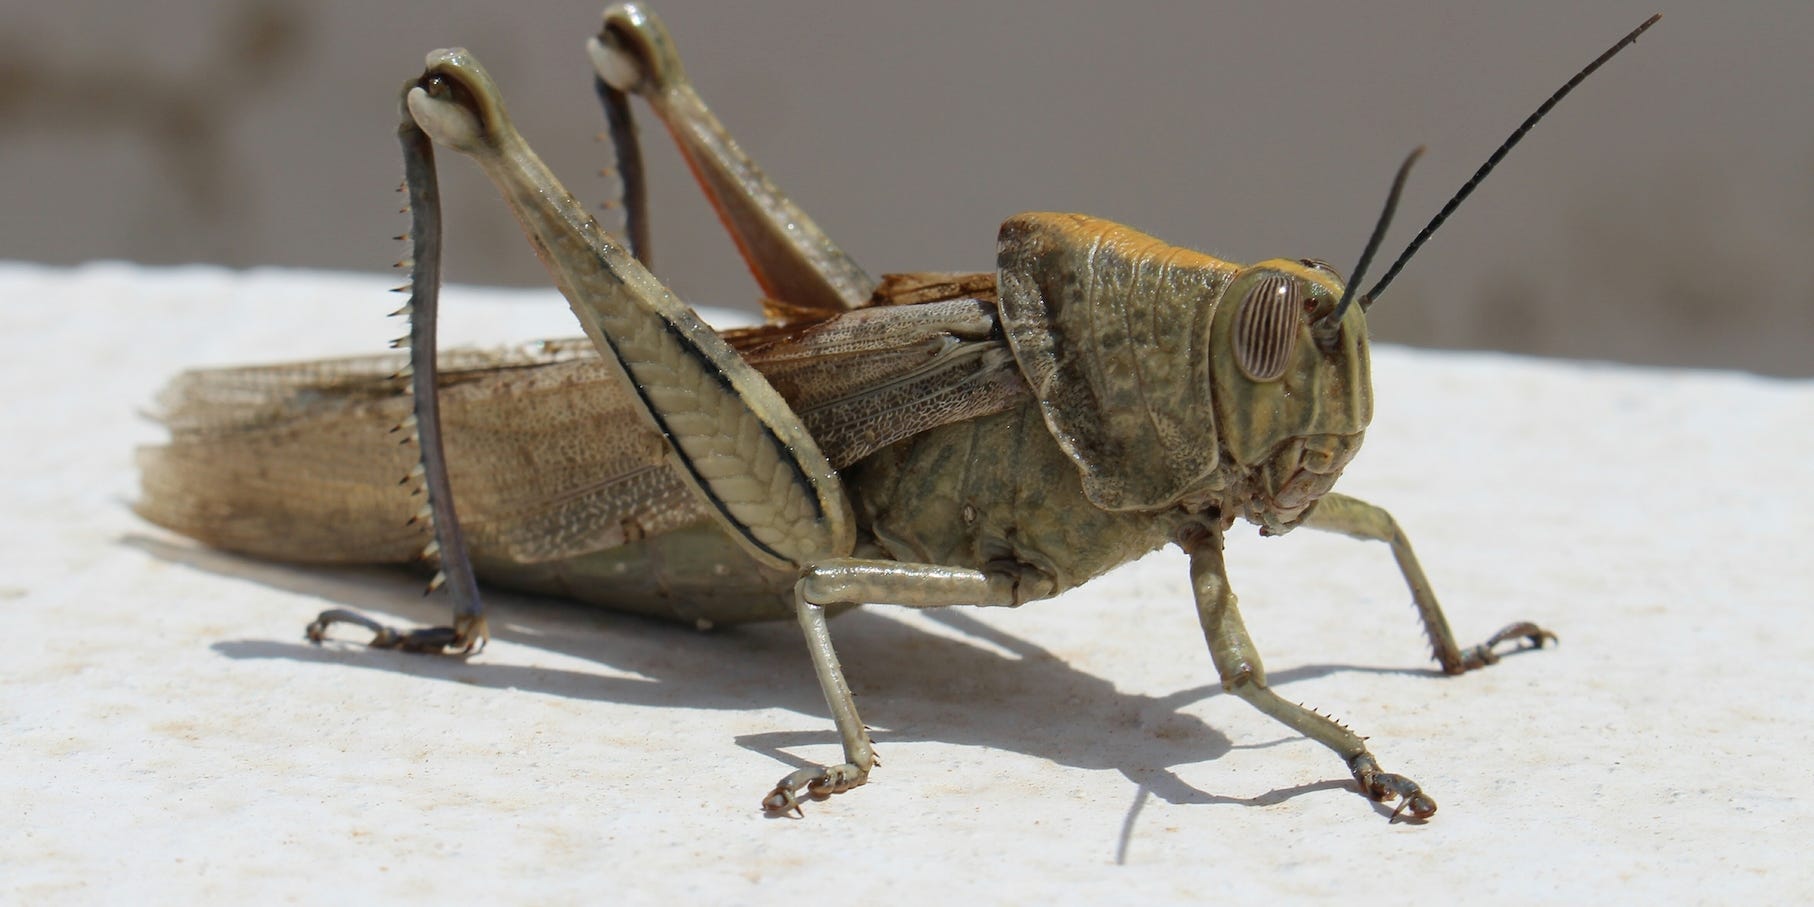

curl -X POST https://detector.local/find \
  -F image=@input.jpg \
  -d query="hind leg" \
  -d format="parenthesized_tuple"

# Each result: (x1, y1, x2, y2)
(589, 3, 875, 317)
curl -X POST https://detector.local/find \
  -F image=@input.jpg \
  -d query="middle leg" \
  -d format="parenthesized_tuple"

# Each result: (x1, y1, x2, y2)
(764, 558, 1021, 815)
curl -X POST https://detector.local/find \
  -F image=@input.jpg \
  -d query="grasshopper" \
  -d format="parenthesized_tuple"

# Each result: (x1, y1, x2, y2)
(136, 5, 1658, 819)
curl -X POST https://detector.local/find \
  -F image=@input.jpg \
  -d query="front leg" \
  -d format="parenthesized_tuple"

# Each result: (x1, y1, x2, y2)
(1178, 523, 1436, 820)
(1303, 493, 1555, 673)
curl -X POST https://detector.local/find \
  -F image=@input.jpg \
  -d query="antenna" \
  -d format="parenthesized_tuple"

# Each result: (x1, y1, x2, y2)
(1322, 147, 1423, 332)
(1363, 13, 1661, 303)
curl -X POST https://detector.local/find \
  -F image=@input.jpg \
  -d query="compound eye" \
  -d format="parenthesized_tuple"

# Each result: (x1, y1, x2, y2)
(1232, 274, 1301, 382)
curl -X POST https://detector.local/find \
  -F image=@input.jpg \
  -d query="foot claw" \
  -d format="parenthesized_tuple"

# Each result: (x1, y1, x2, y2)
(761, 785, 804, 818)
(760, 762, 869, 816)
(1451, 620, 1557, 673)
(306, 609, 487, 655)
(1350, 753, 1437, 821)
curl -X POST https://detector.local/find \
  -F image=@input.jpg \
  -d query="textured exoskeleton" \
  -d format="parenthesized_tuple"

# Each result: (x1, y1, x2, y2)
(138, 4, 1657, 818)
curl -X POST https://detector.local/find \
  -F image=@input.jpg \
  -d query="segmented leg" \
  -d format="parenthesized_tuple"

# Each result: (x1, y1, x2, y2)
(306, 91, 488, 655)
(1303, 493, 1556, 673)
(1178, 523, 1436, 820)
(588, 3, 874, 317)
(406, 50, 853, 572)
(408, 51, 951, 815)
(762, 559, 1020, 816)
(320, 30, 981, 817)
(594, 69, 650, 267)
(313, 39, 869, 652)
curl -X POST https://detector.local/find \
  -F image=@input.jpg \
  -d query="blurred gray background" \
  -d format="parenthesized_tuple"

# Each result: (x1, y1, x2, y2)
(3, 0, 1808, 376)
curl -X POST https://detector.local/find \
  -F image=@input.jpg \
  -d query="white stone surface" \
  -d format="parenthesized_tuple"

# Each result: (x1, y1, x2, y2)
(3, 262, 1810, 904)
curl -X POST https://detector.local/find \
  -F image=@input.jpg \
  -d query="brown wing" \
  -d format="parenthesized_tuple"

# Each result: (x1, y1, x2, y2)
(137, 294, 1026, 567)
(136, 341, 703, 565)
(739, 296, 1024, 468)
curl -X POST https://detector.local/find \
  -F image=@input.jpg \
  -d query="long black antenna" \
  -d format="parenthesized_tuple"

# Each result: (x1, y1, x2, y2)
(1363, 13, 1660, 302)
(1322, 146, 1423, 331)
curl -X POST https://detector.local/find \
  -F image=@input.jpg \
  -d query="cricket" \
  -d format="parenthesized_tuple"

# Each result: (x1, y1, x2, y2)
(136, 5, 1659, 819)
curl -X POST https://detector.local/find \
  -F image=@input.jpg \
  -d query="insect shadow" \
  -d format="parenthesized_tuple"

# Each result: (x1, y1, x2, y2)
(130, 532, 1424, 815)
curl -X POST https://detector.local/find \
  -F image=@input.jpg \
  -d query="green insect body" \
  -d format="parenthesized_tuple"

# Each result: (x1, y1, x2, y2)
(137, 4, 1657, 818)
